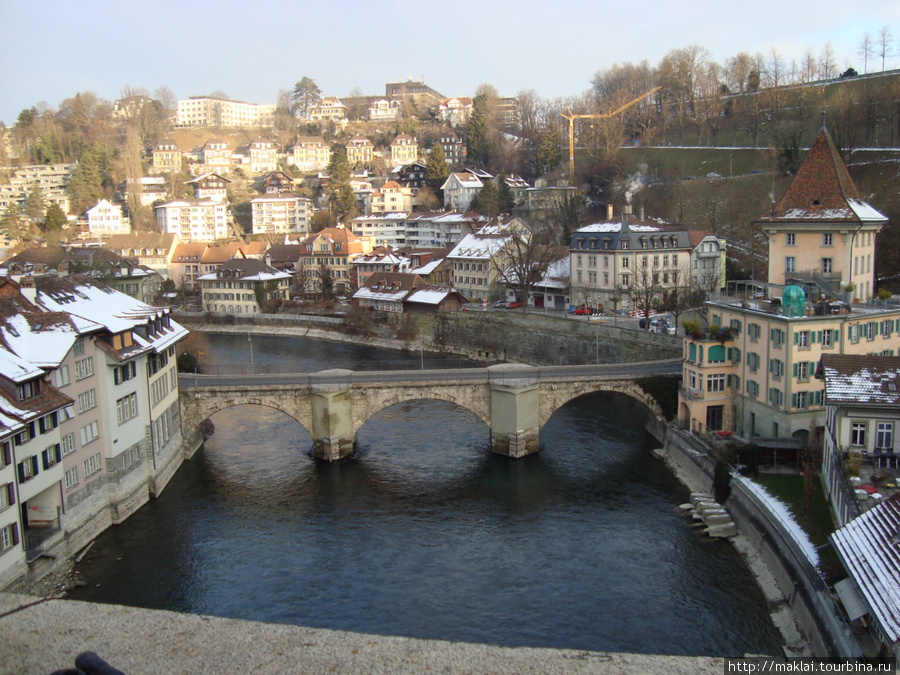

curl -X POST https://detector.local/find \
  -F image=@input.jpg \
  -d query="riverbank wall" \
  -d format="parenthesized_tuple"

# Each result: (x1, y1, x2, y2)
(657, 427, 860, 658)
(174, 310, 682, 366)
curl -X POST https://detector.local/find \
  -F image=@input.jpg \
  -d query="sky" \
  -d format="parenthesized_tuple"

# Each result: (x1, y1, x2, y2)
(1, 0, 899, 127)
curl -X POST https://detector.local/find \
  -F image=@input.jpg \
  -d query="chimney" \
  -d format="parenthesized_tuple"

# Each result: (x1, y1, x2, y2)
(606, 204, 614, 221)
(623, 204, 632, 224)
(639, 205, 645, 221)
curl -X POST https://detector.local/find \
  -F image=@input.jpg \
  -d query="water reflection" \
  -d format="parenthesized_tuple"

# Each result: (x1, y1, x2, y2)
(69, 391, 782, 656)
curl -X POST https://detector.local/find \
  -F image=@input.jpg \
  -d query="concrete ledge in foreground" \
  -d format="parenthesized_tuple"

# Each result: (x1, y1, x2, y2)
(0, 593, 725, 674)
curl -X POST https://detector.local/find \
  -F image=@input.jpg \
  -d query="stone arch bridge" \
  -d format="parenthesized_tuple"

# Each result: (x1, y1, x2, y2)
(179, 360, 681, 462)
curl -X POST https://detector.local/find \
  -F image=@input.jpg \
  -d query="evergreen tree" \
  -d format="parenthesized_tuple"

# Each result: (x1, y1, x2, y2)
(466, 95, 490, 169)
(497, 175, 516, 214)
(67, 145, 110, 214)
(43, 203, 68, 232)
(292, 77, 322, 119)
(425, 142, 450, 193)
(470, 179, 498, 217)
(327, 145, 358, 223)
(24, 182, 45, 222)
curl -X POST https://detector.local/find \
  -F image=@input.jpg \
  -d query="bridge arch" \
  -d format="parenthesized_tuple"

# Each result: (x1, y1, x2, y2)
(539, 380, 667, 440)
(350, 385, 491, 436)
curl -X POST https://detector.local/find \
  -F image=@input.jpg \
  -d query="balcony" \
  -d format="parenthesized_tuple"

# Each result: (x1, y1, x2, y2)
(679, 386, 704, 400)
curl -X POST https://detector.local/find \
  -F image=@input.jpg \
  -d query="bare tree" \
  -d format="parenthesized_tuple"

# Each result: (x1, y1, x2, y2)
(491, 220, 562, 315)
(858, 32, 874, 74)
(629, 255, 663, 327)
(154, 85, 177, 114)
(879, 26, 895, 72)
(819, 42, 837, 80)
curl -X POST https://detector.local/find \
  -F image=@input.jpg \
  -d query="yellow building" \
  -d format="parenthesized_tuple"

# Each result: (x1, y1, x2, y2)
(756, 129, 887, 301)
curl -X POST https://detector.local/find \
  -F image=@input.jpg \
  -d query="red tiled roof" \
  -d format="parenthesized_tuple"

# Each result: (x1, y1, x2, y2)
(757, 128, 877, 223)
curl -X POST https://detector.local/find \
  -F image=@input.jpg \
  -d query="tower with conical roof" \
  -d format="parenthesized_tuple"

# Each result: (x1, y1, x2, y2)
(754, 127, 887, 299)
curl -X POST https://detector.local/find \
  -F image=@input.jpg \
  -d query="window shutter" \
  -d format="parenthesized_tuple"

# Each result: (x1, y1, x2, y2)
(793, 332, 799, 345)
(793, 363, 799, 377)
(833, 330, 839, 343)
(17, 464, 25, 483)
(7, 483, 14, 505)
(11, 523, 18, 546)
(792, 393, 798, 408)
(727, 375, 733, 387)
(817, 331, 823, 343)
(770, 328, 775, 341)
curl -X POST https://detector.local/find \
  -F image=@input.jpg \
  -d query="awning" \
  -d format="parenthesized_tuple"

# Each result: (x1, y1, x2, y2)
(835, 578, 869, 622)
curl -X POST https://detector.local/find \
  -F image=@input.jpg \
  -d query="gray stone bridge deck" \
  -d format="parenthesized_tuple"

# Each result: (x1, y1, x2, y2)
(179, 360, 681, 461)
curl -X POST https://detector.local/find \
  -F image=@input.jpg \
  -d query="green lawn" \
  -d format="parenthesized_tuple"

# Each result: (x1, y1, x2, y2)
(753, 473, 843, 582)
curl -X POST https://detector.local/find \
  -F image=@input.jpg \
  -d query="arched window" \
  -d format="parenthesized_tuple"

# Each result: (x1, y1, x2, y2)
(689, 343, 697, 362)
(708, 345, 726, 363)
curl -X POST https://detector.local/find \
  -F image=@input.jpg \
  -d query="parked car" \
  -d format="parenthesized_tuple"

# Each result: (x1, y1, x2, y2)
(492, 300, 508, 308)
(573, 306, 592, 315)
(506, 301, 523, 309)
(649, 319, 676, 336)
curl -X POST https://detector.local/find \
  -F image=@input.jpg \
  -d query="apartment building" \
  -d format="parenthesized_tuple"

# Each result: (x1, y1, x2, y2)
(568, 207, 724, 311)
(371, 182, 413, 214)
(296, 226, 368, 295)
(155, 200, 230, 242)
(0, 275, 187, 587)
(176, 97, 276, 127)
(248, 140, 278, 175)
(309, 98, 348, 125)
(198, 259, 291, 315)
(441, 173, 483, 211)
(446, 217, 521, 303)
(188, 173, 231, 203)
(390, 135, 418, 167)
(151, 140, 183, 173)
(289, 137, 331, 173)
(345, 135, 374, 167)
(679, 126, 897, 447)
(0, 164, 74, 215)
(200, 140, 233, 174)
(250, 193, 311, 236)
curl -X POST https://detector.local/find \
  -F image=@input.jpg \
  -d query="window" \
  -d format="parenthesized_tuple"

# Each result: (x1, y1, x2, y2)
(38, 413, 58, 434)
(770, 359, 784, 378)
(0, 483, 11, 510)
(74, 357, 94, 380)
(822, 330, 834, 348)
(83, 452, 102, 477)
(80, 421, 100, 446)
(796, 361, 810, 381)
(823, 233, 833, 246)
(851, 422, 867, 447)
(785, 257, 795, 272)
(0, 523, 18, 553)
(771, 328, 785, 348)
(747, 352, 760, 372)
(876, 423, 893, 450)
(746, 380, 760, 399)
(76, 389, 96, 413)
(17, 456, 38, 482)
(748, 323, 761, 341)
(117, 393, 139, 425)
(115, 361, 137, 384)
(41, 444, 61, 470)
(73, 337, 85, 356)
(16, 380, 38, 401)
(786, 233, 795, 246)
(55, 365, 70, 388)
(707, 374, 726, 392)
(61, 433, 75, 457)
(822, 258, 833, 274)
(793, 391, 808, 409)
(768, 388, 784, 408)
(797, 331, 809, 348)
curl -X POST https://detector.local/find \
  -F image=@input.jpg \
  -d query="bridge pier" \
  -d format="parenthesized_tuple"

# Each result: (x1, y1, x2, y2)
(310, 370, 355, 462)
(488, 365, 540, 458)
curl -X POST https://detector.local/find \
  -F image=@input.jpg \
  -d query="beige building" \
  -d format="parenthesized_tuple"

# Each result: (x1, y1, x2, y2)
(346, 136, 374, 167)
(198, 259, 291, 315)
(248, 140, 278, 175)
(446, 217, 521, 303)
(296, 226, 369, 295)
(756, 129, 887, 301)
(680, 127, 898, 447)
(151, 140, 182, 173)
(371, 182, 413, 214)
(201, 140, 233, 174)
(289, 137, 331, 173)
(390, 135, 418, 167)
(309, 98, 348, 126)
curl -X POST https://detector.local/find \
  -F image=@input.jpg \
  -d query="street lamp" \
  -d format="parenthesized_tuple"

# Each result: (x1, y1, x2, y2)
(247, 333, 254, 374)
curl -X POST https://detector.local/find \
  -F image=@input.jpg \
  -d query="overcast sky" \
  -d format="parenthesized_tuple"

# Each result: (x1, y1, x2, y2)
(1, 0, 899, 126)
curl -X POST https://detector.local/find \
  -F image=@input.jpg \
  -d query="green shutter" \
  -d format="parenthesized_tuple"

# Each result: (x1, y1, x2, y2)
(794, 332, 799, 345)
(793, 363, 799, 377)
(792, 393, 798, 408)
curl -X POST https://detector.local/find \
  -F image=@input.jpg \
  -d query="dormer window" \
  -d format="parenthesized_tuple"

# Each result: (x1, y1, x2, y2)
(17, 380, 38, 401)
(603, 239, 610, 250)
(621, 240, 629, 250)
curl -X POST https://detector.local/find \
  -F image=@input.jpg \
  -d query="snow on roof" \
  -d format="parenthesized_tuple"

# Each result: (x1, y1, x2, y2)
(831, 493, 900, 643)
(1, 313, 78, 369)
(848, 199, 889, 222)
(823, 355, 900, 405)
(352, 287, 409, 302)
(448, 232, 508, 259)
(577, 222, 663, 233)
(406, 288, 455, 305)
(32, 281, 165, 334)
(410, 258, 442, 275)
(0, 346, 44, 383)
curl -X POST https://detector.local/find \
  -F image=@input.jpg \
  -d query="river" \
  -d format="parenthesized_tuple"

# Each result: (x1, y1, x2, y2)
(67, 332, 782, 656)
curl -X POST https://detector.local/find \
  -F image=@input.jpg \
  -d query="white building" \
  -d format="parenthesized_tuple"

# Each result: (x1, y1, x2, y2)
(440, 173, 483, 211)
(176, 97, 276, 127)
(251, 193, 311, 236)
(86, 199, 130, 237)
(155, 200, 230, 243)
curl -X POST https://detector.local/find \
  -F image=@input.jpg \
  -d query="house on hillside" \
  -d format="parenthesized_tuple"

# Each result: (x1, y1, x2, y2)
(187, 173, 231, 203)
(197, 258, 291, 314)
(289, 137, 331, 173)
(85, 200, 130, 238)
(441, 173, 483, 211)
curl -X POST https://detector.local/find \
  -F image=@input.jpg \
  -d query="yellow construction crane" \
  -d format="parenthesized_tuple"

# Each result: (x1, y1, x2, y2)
(561, 86, 661, 181)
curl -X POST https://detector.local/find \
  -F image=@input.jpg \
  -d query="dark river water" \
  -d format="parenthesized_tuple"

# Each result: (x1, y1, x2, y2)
(68, 333, 782, 657)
